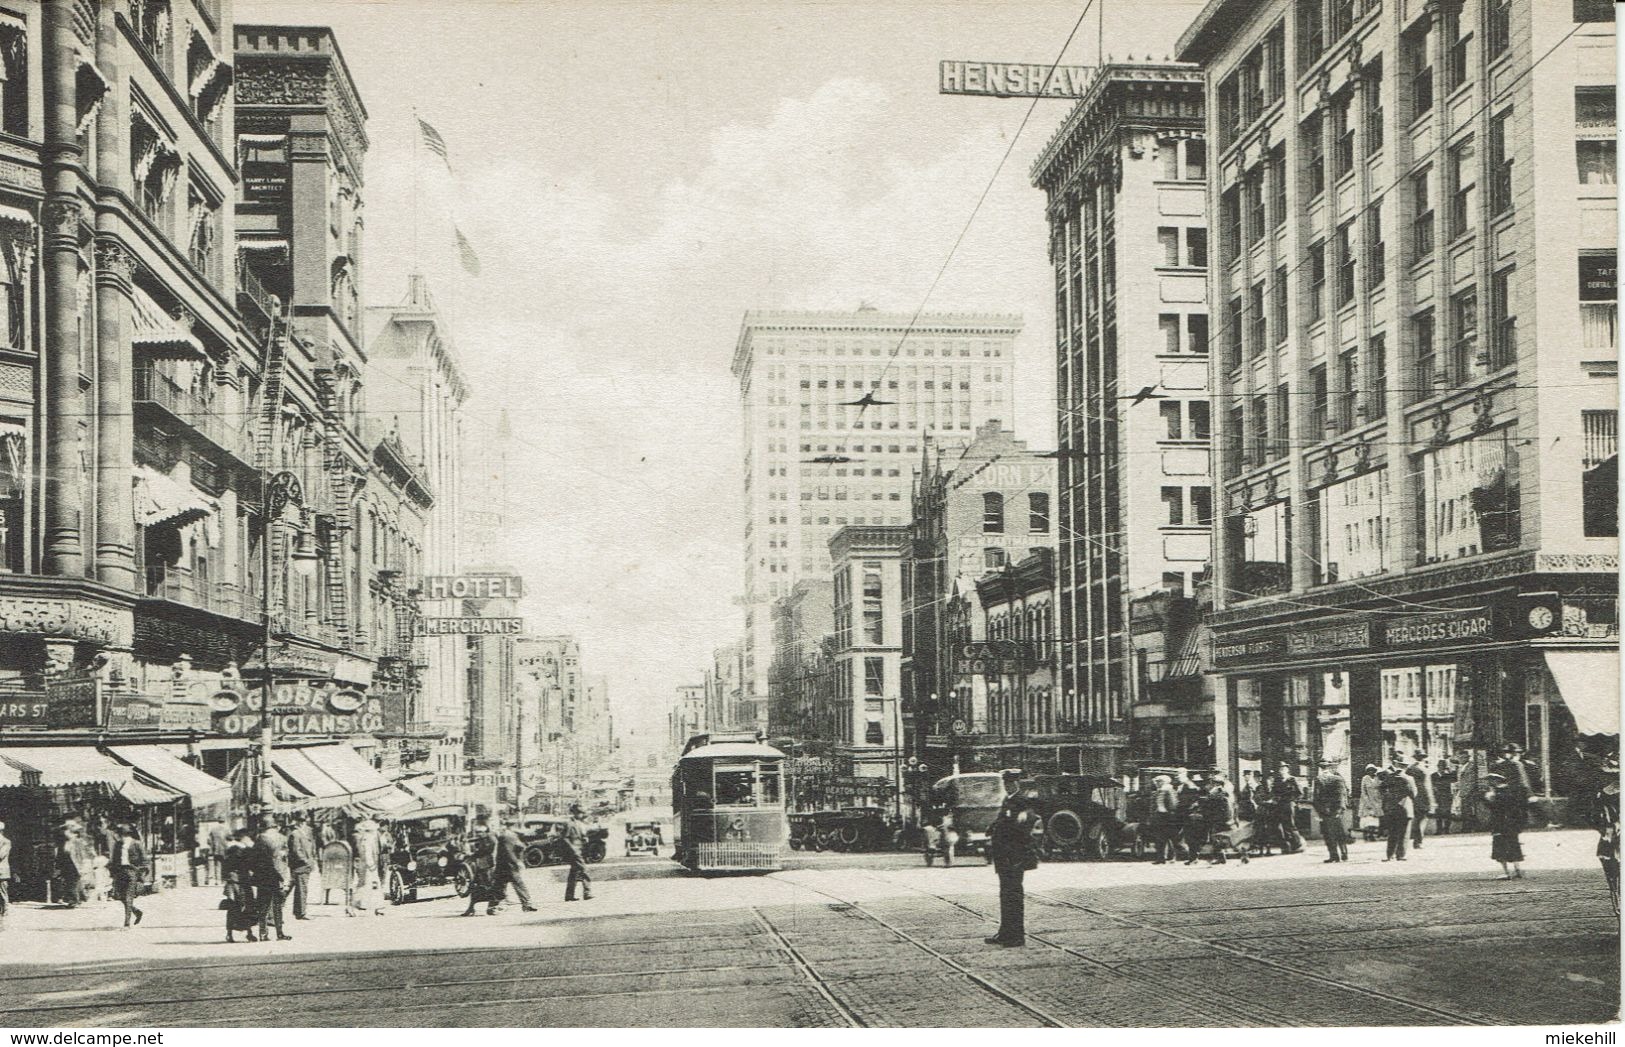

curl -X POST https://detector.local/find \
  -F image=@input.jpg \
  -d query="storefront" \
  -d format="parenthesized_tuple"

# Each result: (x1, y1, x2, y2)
(1215, 590, 1618, 824)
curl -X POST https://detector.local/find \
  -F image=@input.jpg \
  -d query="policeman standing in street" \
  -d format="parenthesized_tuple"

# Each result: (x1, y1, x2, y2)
(985, 768, 1039, 948)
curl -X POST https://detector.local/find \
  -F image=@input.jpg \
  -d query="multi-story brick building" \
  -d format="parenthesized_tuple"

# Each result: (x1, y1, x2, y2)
(1179, 0, 1617, 804)
(1029, 62, 1213, 776)
(828, 524, 908, 810)
(731, 307, 1020, 727)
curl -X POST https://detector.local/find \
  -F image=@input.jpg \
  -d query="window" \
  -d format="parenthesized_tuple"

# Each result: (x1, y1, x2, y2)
(984, 546, 1006, 570)
(864, 656, 884, 696)
(1272, 266, 1289, 339)
(1250, 394, 1270, 463)
(1363, 58, 1385, 154)
(1225, 296, 1243, 369)
(1308, 364, 1328, 437)
(1249, 282, 1268, 356)
(862, 566, 884, 644)
(1188, 314, 1209, 355)
(865, 719, 885, 745)
(1222, 187, 1241, 263)
(1407, 22, 1433, 119)
(1490, 267, 1516, 369)
(1489, 0, 1511, 58)
(1366, 204, 1386, 288)
(1333, 93, 1355, 179)
(1191, 399, 1211, 440)
(1229, 403, 1247, 470)
(0, 22, 25, 137)
(1449, 138, 1476, 239)
(1029, 493, 1050, 533)
(1330, 0, 1355, 40)
(1297, 0, 1324, 71)
(1580, 252, 1617, 351)
(1269, 145, 1287, 230)
(1443, 3, 1470, 93)
(133, 0, 172, 65)
(1450, 287, 1477, 380)
(1272, 383, 1290, 456)
(1412, 310, 1437, 402)
(1337, 349, 1359, 429)
(1369, 335, 1388, 420)
(1583, 410, 1618, 537)
(1303, 112, 1325, 199)
(1187, 228, 1208, 268)
(1160, 138, 1181, 180)
(1577, 90, 1616, 185)
(1308, 240, 1326, 323)
(1219, 76, 1240, 148)
(1489, 109, 1513, 215)
(1158, 227, 1180, 267)
(1185, 140, 1206, 181)
(1335, 222, 1356, 306)
(1192, 486, 1213, 526)
(1266, 23, 1286, 100)
(1160, 401, 1183, 440)
(1246, 167, 1267, 245)
(982, 492, 1005, 534)
(1161, 486, 1185, 526)
(1159, 313, 1180, 353)
(1412, 166, 1434, 258)
(186, 182, 219, 283)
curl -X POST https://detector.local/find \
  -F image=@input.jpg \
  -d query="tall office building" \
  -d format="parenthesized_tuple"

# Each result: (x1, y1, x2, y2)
(732, 307, 1021, 720)
(1178, 0, 1617, 793)
(1029, 63, 1212, 772)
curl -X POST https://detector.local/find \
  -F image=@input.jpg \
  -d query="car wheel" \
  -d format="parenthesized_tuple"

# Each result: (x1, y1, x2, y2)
(1086, 824, 1110, 861)
(387, 870, 406, 905)
(838, 826, 860, 850)
(1131, 830, 1148, 860)
(1046, 809, 1085, 852)
(453, 869, 471, 898)
(523, 845, 546, 869)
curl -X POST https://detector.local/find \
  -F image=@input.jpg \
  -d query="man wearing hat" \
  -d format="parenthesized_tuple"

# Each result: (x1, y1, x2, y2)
(1492, 743, 1534, 807)
(1311, 759, 1350, 863)
(985, 769, 1039, 947)
(1405, 753, 1436, 850)
(287, 813, 317, 921)
(561, 804, 593, 902)
(488, 816, 537, 915)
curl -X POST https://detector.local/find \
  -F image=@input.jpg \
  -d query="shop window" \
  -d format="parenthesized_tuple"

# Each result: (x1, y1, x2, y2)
(1417, 432, 1520, 562)
(1579, 252, 1616, 351)
(1235, 498, 1290, 597)
(1577, 90, 1617, 185)
(1236, 678, 1263, 755)
(1317, 468, 1393, 583)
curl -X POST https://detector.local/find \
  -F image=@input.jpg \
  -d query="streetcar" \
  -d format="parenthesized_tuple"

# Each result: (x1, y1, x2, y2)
(670, 733, 789, 873)
(927, 771, 1007, 857)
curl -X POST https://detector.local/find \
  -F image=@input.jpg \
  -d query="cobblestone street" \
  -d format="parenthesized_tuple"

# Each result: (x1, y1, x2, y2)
(0, 831, 1616, 1027)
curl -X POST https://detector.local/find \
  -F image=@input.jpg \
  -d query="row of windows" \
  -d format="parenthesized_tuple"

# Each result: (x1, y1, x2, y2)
(982, 492, 1050, 534)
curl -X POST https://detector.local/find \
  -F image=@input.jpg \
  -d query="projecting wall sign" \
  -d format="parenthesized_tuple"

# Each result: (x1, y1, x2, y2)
(939, 61, 1095, 98)
(416, 617, 525, 636)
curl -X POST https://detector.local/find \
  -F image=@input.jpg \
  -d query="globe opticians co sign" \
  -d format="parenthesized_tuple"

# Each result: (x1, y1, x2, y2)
(206, 679, 384, 737)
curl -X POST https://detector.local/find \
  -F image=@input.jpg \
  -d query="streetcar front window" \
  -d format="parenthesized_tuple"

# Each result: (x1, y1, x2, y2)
(714, 765, 757, 806)
(759, 765, 782, 805)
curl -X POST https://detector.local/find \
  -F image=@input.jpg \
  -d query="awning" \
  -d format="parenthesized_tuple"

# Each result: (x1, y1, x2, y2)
(1, 747, 132, 789)
(344, 786, 422, 819)
(271, 744, 401, 811)
(1545, 650, 1621, 736)
(117, 778, 180, 806)
(108, 745, 231, 807)
(134, 465, 215, 529)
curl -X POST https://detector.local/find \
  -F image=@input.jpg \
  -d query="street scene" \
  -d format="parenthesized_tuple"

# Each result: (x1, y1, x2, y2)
(0, 0, 1618, 1032)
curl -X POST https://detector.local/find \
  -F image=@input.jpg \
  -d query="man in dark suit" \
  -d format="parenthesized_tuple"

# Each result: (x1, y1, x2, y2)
(287, 814, 317, 921)
(985, 769, 1039, 947)
(1268, 763, 1305, 853)
(488, 818, 538, 915)
(109, 824, 147, 928)
(1380, 762, 1417, 861)
(561, 805, 593, 902)
(1312, 759, 1350, 863)
(253, 821, 293, 941)
(1406, 752, 1436, 849)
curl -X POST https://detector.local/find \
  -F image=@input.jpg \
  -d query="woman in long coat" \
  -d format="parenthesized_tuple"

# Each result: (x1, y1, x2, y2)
(221, 830, 258, 943)
(1357, 765, 1383, 842)
(1485, 773, 1526, 879)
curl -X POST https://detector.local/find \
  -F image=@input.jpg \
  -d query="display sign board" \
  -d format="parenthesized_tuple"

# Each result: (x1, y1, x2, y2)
(46, 671, 100, 728)
(1580, 253, 1617, 301)
(954, 640, 1041, 676)
(421, 575, 525, 600)
(939, 60, 1095, 98)
(417, 617, 524, 636)
(0, 692, 50, 725)
(106, 691, 166, 730)
(210, 682, 384, 737)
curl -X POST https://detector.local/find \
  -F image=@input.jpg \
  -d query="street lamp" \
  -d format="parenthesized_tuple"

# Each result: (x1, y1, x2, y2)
(257, 469, 317, 829)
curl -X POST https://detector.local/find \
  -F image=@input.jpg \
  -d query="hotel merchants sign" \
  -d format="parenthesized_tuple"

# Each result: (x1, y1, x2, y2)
(939, 61, 1095, 98)
(421, 574, 525, 600)
(417, 617, 524, 636)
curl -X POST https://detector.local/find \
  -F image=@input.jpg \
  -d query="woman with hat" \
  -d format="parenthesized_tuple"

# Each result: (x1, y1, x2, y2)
(1357, 764, 1383, 842)
(1484, 773, 1526, 879)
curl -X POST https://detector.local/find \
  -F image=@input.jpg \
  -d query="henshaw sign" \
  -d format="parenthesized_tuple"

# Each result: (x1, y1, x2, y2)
(940, 61, 1095, 98)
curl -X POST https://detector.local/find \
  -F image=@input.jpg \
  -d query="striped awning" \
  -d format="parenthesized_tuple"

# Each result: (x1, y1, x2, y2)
(117, 778, 180, 806)
(1, 747, 132, 789)
(108, 745, 231, 807)
(268, 744, 405, 812)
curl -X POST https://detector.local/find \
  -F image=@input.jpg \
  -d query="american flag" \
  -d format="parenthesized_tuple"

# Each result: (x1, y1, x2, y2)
(418, 116, 450, 168)
(455, 226, 481, 277)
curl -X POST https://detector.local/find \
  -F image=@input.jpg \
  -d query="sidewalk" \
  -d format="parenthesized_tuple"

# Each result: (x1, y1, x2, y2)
(0, 827, 1604, 970)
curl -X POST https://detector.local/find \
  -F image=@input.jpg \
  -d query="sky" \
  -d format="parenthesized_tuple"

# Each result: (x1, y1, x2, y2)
(239, 0, 1207, 757)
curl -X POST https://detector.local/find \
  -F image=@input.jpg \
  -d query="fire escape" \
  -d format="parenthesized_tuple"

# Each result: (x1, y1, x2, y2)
(315, 364, 354, 649)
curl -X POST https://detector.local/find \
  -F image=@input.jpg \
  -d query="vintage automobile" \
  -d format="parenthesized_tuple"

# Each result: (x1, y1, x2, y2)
(1123, 766, 1221, 859)
(624, 820, 665, 857)
(383, 807, 471, 904)
(1026, 774, 1134, 861)
(517, 816, 609, 867)
(927, 772, 1007, 857)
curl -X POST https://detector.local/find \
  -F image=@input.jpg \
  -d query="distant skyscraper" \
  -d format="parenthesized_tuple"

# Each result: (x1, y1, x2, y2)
(731, 308, 1022, 714)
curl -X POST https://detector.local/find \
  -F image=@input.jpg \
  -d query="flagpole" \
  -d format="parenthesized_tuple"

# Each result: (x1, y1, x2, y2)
(411, 107, 421, 275)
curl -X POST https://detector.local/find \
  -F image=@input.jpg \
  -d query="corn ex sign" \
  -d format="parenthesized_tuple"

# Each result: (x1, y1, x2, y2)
(939, 61, 1095, 98)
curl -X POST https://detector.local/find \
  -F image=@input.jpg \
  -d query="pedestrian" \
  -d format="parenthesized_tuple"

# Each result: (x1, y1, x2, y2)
(1406, 752, 1436, 850)
(221, 830, 257, 943)
(461, 818, 497, 917)
(91, 816, 116, 860)
(1176, 772, 1206, 862)
(1312, 759, 1351, 863)
(984, 769, 1038, 947)
(1149, 775, 1180, 864)
(1484, 773, 1526, 880)
(488, 817, 537, 915)
(108, 823, 147, 928)
(1196, 778, 1234, 864)
(1357, 764, 1383, 842)
(1268, 763, 1305, 854)
(1380, 762, 1416, 862)
(351, 817, 386, 916)
(1432, 759, 1457, 835)
(288, 814, 316, 921)
(1235, 770, 1258, 823)
(253, 819, 293, 941)
(0, 820, 10, 931)
(1588, 752, 1619, 913)
(561, 804, 594, 902)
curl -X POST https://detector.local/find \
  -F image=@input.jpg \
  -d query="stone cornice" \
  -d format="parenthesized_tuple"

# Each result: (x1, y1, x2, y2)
(234, 48, 369, 179)
(1031, 62, 1205, 189)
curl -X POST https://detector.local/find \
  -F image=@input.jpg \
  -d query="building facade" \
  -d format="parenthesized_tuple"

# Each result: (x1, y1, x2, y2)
(971, 548, 1059, 765)
(1029, 61, 1212, 777)
(730, 307, 1021, 726)
(828, 524, 908, 810)
(1179, 0, 1617, 806)
(670, 682, 706, 752)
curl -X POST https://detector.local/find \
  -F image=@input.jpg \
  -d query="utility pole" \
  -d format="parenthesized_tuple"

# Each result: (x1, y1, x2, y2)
(514, 696, 525, 814)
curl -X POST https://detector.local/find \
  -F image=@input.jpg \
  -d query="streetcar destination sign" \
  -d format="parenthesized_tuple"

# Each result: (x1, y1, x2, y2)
(939, 61, 1095, 98)
(416, 617, 525, 636)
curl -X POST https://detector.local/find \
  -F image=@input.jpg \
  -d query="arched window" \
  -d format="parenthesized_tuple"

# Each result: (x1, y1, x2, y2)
(982, 492, 1004, 533)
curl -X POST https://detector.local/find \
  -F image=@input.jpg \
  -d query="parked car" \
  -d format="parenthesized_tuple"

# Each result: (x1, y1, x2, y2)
(1026, 774, 1133, 860)
(383, 807, 471, 904)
